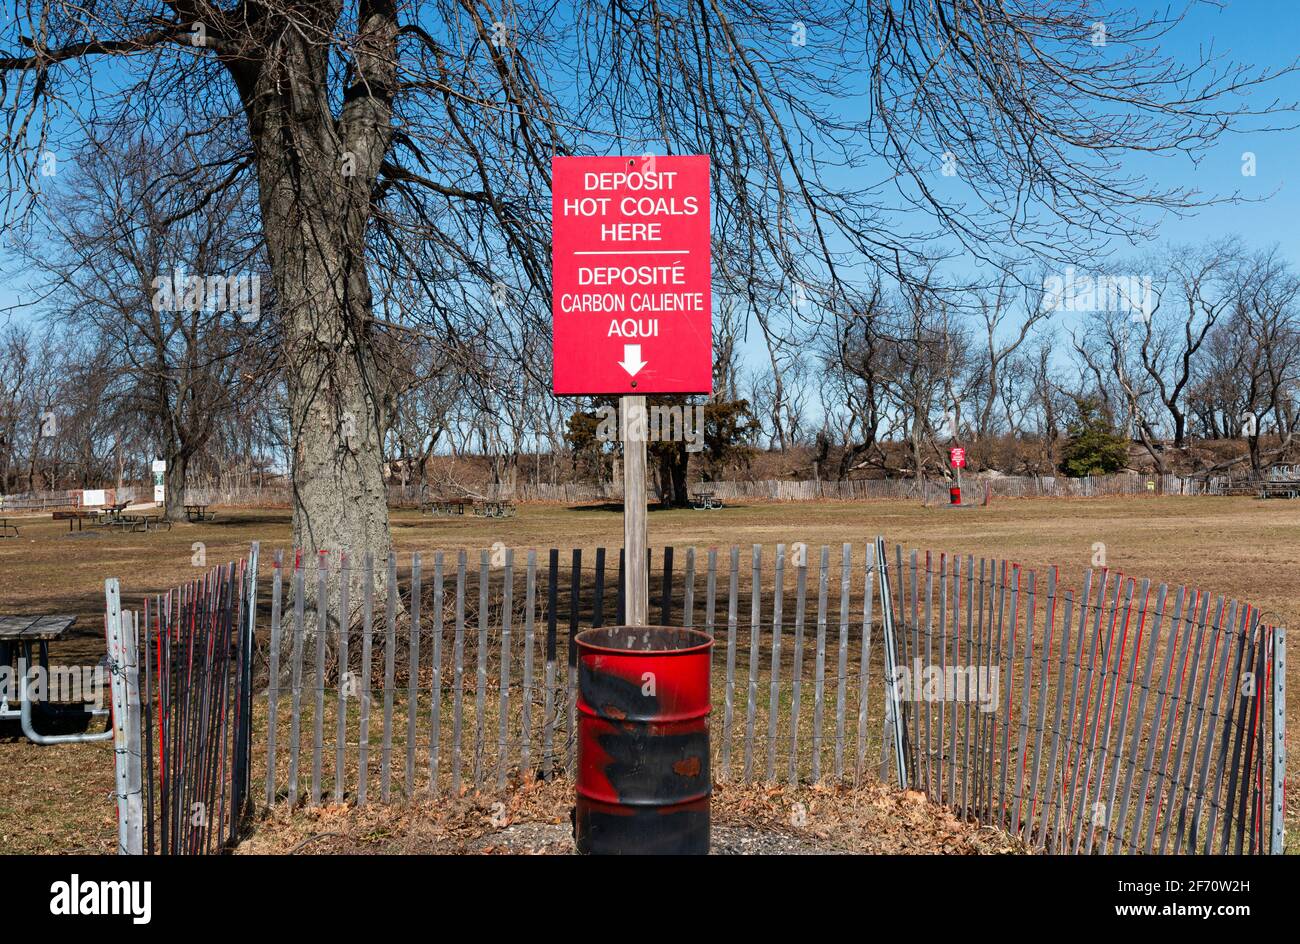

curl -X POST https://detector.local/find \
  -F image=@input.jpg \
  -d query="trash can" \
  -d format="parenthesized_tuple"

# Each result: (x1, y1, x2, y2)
(574, 626, 712, 854)
(949, 486, 962, 505)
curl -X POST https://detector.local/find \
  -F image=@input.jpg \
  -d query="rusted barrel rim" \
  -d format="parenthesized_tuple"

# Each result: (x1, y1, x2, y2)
(576, 625, 712, 656)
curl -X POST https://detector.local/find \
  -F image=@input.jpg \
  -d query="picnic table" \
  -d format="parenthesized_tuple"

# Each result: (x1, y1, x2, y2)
(0, 517, 17, 537)
(184, 503, 215, 522)
(690, 487, 723, 511)
(52, 510, 100, 531)
(103, 501, 131, 521)
(117, 513, 172, 533)
(423, 498, 472, 516)
(0, 615, 112, 745)
(474, 499, 517, 518)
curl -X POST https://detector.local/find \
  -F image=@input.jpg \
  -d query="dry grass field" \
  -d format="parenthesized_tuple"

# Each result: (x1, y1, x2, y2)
(1, 494, 1295, 853)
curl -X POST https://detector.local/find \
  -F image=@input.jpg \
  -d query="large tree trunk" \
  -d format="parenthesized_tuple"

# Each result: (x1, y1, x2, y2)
(163, 452, 190, 521)
(227, 14, 397, 641)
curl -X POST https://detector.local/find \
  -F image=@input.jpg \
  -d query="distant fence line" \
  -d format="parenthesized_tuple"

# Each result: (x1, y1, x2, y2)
(108, 536, 1286, 854)
(489, 473, 1208, 502)
(0, 473, 1223, 510)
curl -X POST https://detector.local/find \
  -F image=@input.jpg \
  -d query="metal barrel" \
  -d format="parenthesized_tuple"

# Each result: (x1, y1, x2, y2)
(574, 626, 712, 854)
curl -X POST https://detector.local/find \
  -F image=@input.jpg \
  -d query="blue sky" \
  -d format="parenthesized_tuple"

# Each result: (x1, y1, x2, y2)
(4, 1, 1300, 377)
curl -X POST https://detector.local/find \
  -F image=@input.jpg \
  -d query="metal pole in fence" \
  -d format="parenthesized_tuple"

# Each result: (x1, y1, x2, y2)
(875, 536, 908, 790)
(1271, 626, 1287, 855)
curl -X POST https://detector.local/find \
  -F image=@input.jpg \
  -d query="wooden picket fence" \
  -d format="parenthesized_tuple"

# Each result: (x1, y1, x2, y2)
(108, 549, 260, 855)
(258, 542, 897, 807)
(250, 539, 1285, 855)
(878, 548, 1286, 855)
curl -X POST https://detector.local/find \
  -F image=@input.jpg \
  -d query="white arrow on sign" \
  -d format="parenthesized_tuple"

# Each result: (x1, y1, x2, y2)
(619, 344, 647, 377)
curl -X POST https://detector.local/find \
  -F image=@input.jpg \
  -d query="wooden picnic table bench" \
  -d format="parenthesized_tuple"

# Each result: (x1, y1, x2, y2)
(0, 517, 17, 538)
(119, 513, 172, 533)
(690, 487, 723, 511)
(103, 501, 131, 520)
(0, 615, 112, 745)
(52, 510, 100, 531)
(184, 503, 215, 522)
(474, 499, 517, 518)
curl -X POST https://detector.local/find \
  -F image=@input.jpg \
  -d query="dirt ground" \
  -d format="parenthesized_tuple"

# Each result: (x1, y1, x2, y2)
(235, 776, 1020, 855)
(1, 495, 1296, 853)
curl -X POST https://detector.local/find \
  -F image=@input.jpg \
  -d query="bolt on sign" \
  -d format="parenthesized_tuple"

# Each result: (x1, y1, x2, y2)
(551, 155, 713, 395)
(950, 447, 967, 468)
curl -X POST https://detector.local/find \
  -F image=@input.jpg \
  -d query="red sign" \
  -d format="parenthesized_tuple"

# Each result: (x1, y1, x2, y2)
(950, 447, 967, 468)
(551, 155, 712, 395)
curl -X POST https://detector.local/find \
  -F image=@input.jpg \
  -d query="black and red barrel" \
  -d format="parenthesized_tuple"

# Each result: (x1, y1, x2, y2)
(574, 626, 712, 854)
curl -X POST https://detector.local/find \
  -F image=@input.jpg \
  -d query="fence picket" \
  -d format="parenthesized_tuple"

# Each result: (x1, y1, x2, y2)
(359, 554, 374, 805)
(428, 553, 443, 790)
(683, 547, 696, 628)
(743, 545, 762, 782)
(766, 544, 785, 782)
(568, 549, 582, 775)
(521, 550, 536, 779)
(335, 555, 350, 803)
(406, 553, 422, 794)
(856, 543, 876, 785)
(312, 560, 326, 806)
(475, 551, 489, 789)
(381, 553, 397, 803)
(835, 543, 851, 781)
(721, 546, 739, 780)
(789, 547, 808, 783)
(451, 550, 466, 794)
(1026, 569, 1056, 839)
(1041, 588, 1075, 851)
(265, 552, 283, 807)
(1012, 570, 1036, 837)
(543, 549, 558, 778)
(498, 549, 513, 789)
(812, 545, 829, 782)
